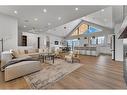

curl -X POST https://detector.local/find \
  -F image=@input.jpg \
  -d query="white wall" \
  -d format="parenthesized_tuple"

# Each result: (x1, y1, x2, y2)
(22, 32, 39, 48)
(114, 23, 123, 61)
(18, 28, 23, 46)
(99, 34, 112, 54)
(39, 32, 63, 50)
(0, 13, 18, 52)
(19, 31, 63, 50)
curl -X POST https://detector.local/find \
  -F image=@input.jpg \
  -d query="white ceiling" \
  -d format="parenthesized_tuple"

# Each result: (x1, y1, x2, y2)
(0, 6, 107, 33)
(46, 6, 115, 37)
(46, 19, 81, 37)
(82, 6, 127, 29)
(82, 7, 114, 29)
(112, 6, 127, 24)
(0, 6, 125, 38)
(48, 6, 127, 37)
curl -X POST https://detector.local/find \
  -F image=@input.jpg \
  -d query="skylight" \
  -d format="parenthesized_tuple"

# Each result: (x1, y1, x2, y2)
(71, 23, 102, 36)
(85, 26, 102, 34)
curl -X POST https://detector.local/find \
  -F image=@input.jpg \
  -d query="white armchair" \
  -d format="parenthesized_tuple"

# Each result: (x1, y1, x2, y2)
(39, 48, 49, 53)
(64, 50, 80, 63)
(54, 49, 62, 58)
(65, 53, 73, 63)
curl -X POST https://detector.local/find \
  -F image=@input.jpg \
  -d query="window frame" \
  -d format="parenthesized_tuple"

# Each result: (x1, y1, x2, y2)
(97, 36, 105, 46)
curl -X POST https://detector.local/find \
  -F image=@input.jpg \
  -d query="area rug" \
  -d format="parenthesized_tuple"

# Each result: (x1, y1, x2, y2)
(24, 59, 83, 89)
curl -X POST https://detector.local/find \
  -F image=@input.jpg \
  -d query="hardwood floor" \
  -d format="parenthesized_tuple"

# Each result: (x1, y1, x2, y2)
(0, 55, 126, 89)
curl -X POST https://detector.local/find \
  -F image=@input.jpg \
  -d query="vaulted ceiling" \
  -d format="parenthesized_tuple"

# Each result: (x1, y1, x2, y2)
(0, 5, 126, 37)
(82, 7, 114, 29)
(0, 6, 107, 33)
(47, 6, 127, 37)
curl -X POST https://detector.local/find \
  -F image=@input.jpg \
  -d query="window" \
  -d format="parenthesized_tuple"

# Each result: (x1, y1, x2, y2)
(71, 29, 79, 36)
(91, 36, 105, 45)
(79, 24, 88, 35)
(85, 26, 102, 34)
(91, 38, 97, 45)
(71, 23, 102, 37)
(97, 36, 105, 45)
(71, 24, 88, 36)
(67, 39, 79, 50)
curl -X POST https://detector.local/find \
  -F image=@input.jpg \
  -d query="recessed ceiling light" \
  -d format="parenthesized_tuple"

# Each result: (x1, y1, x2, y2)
(24, 25, 27, 28)
(43, 8, 47, 13)
(34, 18, 38, 21)
(75, 7, 79, 11)
(58, 17, 62, 20)
(101, 9, 105, 12)
(48, 23, 51, 25)
(14, 10, 18, 14)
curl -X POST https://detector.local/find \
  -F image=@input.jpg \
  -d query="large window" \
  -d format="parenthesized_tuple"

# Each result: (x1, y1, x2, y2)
(85, 26, 102, 34)
(71, 29, 79, 36)
(91, 36, 105, 45)
(91, 38, 97, 45)
(71, 24, 88, 36)
(67, 39, 79, 50)
(98, 36, 105, 45)
(79, 24, 88, 35)
(71, 23, 102, 36)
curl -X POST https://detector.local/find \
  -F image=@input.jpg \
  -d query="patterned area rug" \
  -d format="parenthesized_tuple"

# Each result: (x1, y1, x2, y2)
(24, 59, 82, 89)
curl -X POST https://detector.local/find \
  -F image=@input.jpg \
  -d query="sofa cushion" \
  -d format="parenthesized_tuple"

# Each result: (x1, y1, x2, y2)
(11, 49, 20, 58)
(19, 49, 25, 55)
(28, 49, 36, 53)
(11, 48, 39, 58)
(2, 56, 32, 69)
(35, 49, 39, 52)
(24, 50, 28, 54)
(11, 53, 16, 59)
(39, 48, 44, 53)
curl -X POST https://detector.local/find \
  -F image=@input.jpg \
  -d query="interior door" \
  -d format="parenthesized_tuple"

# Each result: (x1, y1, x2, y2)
(38, 37, 40, 49)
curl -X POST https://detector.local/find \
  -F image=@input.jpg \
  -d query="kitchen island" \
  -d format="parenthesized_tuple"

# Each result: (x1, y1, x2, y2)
(74, 46, 99, 56)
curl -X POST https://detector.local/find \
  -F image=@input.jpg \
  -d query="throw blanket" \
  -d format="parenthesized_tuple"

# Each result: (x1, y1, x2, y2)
(2, 56, 39, 69)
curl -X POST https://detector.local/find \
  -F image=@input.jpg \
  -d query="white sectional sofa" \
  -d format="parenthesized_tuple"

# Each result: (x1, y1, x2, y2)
(0, 49, 42, 81)
(4, 61, 41, 81)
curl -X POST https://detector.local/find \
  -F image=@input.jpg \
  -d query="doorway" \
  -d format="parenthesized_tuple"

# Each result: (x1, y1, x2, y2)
(37, 37, 40, 49)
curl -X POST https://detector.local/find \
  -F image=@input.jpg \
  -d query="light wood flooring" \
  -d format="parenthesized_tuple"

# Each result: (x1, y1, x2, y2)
(0, 55, 126, 89)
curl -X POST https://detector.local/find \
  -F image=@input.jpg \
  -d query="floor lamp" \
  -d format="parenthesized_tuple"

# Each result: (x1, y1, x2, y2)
(0, 38, 3, 52)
